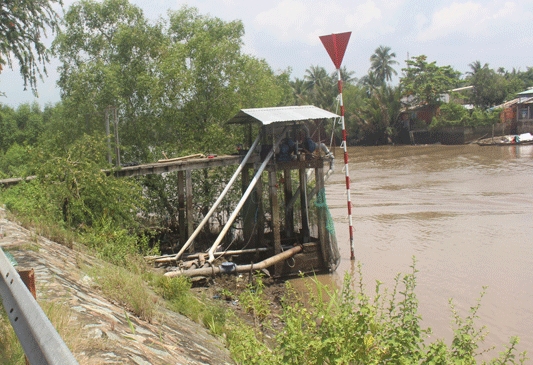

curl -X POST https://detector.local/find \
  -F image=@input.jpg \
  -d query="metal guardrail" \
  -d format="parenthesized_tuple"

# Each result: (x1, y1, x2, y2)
(0, 248, 79, 365)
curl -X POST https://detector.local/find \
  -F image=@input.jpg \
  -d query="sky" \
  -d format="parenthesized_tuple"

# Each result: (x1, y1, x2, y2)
(1, 0, 533, 108)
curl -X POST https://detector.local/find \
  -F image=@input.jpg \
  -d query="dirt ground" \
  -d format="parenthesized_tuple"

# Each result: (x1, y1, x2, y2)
(190, 272, 291, 332)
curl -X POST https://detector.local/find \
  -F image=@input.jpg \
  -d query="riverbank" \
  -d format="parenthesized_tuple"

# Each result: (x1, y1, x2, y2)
(0, 207, 233, 365)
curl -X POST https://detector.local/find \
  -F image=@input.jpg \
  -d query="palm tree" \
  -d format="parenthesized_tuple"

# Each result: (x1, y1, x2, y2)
(466, 60, 488, 76)
(304, 65, 330, 91)
(304, 65, 336, 109)
(369, 45, 399, 84)
(290, 77, 308, 105)
(333, 66, 357, 85)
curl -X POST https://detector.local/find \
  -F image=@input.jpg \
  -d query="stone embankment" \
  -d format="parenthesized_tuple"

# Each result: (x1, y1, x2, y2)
(0, 208, 233, 365)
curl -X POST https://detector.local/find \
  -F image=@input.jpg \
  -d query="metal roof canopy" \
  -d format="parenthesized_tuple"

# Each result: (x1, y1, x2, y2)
(227, 105, 339, 126)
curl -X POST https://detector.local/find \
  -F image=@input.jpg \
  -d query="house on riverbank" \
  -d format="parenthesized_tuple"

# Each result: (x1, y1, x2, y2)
(398, 87, 533, 145)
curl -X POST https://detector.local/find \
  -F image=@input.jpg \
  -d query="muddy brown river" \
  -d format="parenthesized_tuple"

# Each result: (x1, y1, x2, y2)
(308, 144, 533, 358)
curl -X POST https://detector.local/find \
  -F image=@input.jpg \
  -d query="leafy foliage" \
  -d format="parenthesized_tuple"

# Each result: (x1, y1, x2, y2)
(2, 135, 144, 232)
(429, 103, 501, 129)
(401, 55, 461, 107)
(466, 61, 508, 109)
(53, 1, 291, 162)
(0, 0, 62, 94)
(369, 45, 399, 84)
(228, 260, 528, 365)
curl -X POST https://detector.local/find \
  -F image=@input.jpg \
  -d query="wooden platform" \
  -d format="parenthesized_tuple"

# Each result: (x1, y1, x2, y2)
(0, 155, 260, 187)
(111, 154, 259, 178)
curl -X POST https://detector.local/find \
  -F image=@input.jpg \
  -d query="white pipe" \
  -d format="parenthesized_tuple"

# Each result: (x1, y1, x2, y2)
(207, 127, 287, 263)
(174, 133, 262, 260)
(165, 245, 302, 278)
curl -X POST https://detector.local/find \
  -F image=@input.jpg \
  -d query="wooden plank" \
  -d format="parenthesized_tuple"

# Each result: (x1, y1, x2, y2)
(113, 155, 258, 178)
(157, 153, 205, 163)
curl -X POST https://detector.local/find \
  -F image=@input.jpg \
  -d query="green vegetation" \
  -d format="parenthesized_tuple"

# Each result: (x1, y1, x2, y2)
(226, 263, 528, 365)
(0, 0, 62, 94)
(0, 0, 532, 363)
(0, 299, 91, 365)
(429, 103, 502, 129)
(90, 262, 156, 321)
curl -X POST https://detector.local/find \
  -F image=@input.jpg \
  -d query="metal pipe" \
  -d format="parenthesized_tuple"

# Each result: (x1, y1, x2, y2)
(207, 127, 287, 263)
(151, 248, 269, 264)
(174, 133, 262, 261)
(165, 245, 302, 278)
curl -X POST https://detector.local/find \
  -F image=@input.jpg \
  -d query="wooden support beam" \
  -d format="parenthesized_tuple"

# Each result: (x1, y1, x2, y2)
(112, 155, 259, 178)
(315, 166, 329, 266)
(269, 170, 282, 275)
(178, 171, 186, 248)
(242, 167, 254, 241)
(299, 165, 310, 243)
(186, 170, 194, 252)
(256, 169, 265, 249)
(283, 169, 294, 238)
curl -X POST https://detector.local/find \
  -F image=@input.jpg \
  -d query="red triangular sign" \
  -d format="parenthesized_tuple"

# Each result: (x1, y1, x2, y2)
(319, 31, 351, 69)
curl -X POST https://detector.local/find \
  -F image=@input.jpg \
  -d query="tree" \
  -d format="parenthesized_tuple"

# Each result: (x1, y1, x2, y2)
(353, 84, 402, 145)
(465, 61, 507, 109)
(290, 77, 308, 105)
(0, 0, 62, 94)
(55, 1, 291, 161)
(400, 55, 460, 107)
(54, 0, 163, 158)
(369, 45, 399, 84)
(303, 65, 336, 109)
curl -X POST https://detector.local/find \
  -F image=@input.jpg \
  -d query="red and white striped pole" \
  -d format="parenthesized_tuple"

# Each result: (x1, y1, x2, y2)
(319, 31, 355, 260)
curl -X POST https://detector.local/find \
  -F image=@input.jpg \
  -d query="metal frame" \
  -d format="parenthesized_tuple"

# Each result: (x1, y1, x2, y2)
(0, 248, 79, 365)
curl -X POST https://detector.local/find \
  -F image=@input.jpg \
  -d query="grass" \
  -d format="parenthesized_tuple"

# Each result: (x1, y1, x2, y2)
(88, 261, 157, 322)
(0, 300, 103, 365)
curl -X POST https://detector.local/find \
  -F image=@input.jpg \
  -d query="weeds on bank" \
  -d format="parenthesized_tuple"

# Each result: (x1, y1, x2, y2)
(0, 300, 100, 365)
(0, 303, 24, 365)
(89, 262, 156, 322)
(227, 259, 528, 365)
(152, 275, 227, 336)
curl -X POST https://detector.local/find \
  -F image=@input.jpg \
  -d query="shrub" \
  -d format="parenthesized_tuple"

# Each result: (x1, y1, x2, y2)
(227, 259, 528, 365)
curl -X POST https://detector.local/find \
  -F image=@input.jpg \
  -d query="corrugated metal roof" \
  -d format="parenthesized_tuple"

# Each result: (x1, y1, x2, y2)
(492, 98, 519, 109)
(227, 105, 339, 125)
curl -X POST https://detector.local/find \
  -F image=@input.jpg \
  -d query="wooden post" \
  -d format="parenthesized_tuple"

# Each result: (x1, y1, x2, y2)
(315, 166, 329, 267)
(178, 171, 186, 249)
(283, 169, 293, 238)
(256, 169, 265, 249)
(299, 167, 310, 243)
(18, 269, 36, 299)
(242, 167, 255, 242)
(185, 170, 194, 252)
(269, 170, 282, 274)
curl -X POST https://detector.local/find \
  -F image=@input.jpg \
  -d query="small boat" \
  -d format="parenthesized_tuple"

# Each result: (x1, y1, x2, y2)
(477, 133, 533, 146)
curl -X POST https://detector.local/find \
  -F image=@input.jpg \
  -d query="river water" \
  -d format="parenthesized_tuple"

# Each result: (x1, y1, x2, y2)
(316, 144, 533, 358)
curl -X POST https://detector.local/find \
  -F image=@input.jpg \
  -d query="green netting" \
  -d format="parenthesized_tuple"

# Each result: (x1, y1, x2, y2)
(314, 188, 336, 235)
(1, 247, 18, 266)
